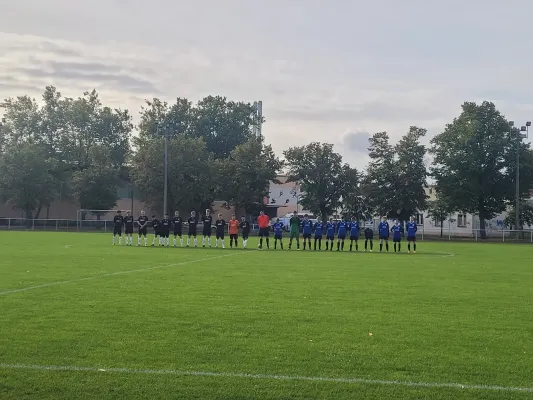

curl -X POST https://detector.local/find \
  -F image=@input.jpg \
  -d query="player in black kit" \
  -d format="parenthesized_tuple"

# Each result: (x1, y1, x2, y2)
(172, 211, 183, 247)
(137, 210, 149, 247)
(161, 213, 171, 247)
(240, 216, 250, 249)
(112, 210, 123, 245)
(123, 211, 134, 246)
(151, 215, 160, 247)
(187, 211, 198, 247)
(201, 209, 213, 247)
(215, 213, 226, 248)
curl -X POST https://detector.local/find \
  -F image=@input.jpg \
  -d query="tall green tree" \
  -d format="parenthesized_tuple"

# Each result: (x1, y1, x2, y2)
(131, 135, 216, 214)
(504, 202, 533, 229)
(341, 170, 374, 222)
(425, 193, 455, 238)
(0, 143, 56, 219)
(365, 127, 428, 222)
(284, 142, 351, 220)
(218, 138, 283, 214)
(137, 96, 259, 159)
(430, 101, 533, 237)
(71, 146, 120, 218)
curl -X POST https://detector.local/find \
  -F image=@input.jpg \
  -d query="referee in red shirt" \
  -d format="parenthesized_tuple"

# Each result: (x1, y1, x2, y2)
(257, 211, 270, 250)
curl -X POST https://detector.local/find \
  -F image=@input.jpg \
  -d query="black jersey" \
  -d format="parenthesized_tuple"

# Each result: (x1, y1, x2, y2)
(240, 220, 250, 234)
(202, 215, 212, 232)
(187, 216, 198, 232)
(161, 218, 171, 232)
(138, 215, 148, 228)
(113, 215, 123, 227)
(152, 218, 160, 230)
(364, 227, 373, 239)
(124, 216, 134, 231)
(172, 216, 182, 233)
(215, 219, 226, 233)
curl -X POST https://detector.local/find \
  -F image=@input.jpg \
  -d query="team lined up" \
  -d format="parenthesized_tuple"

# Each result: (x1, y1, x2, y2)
(111, 209, 418, 253)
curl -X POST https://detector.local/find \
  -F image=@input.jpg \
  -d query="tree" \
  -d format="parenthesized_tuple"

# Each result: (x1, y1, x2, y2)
(283, 143, 350, 220)
(70, 146, 120, 218)
(340, 169, 374, 221)
(0, 143, 56, 219)
(365, 127, 428, 222)
(425, 194, 455, 238)
(218, 138, 284, 214)
(430, 101, 533, 238)
(504, 202, 533, 229)
(137, 96, 259, 159)
(131, 135, 216, 214)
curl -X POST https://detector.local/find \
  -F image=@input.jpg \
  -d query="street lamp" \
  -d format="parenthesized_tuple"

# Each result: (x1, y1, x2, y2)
(156, 122, 169, 216)
(512, 120, 531, 231)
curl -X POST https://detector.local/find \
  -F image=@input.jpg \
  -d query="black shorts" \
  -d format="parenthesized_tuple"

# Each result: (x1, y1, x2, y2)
(216, 230, 224, 239)
(230, 234, 238, 241)
(350, 235, 359, 241)
(393, 237, 401, 243)
(139, 227, 147, 236)
(125, 227, 133, 235)
(314, 235, 322, 240)
(242, 232, 249, 240)
(303, 233, 311, 239)
(274, 234, 282, 240)
(407, 236, 416, 242)
(153, 229, 160, 237)
(326, 234, 335, 241)
(203, 228, 211, 237)
(379, 235, 389, 240)
(113, 226, 122, 236)
(259, 227, 270, 237)
(188, 231, 197, 237)
(161, 230, 170, 238)
(174, 230, 182, 237)
(365, 235, 373, 240)
(338, 235, 346, 240)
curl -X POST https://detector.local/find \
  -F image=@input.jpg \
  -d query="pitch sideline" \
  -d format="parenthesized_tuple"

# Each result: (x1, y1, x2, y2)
(0, 363, 530, 393)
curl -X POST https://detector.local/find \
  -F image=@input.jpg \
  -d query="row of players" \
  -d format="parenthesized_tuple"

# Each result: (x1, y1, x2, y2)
(112, 210, 419, 253)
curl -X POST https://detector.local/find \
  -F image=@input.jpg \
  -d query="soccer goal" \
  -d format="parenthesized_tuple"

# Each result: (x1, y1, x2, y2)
(76, 209, 131, 232)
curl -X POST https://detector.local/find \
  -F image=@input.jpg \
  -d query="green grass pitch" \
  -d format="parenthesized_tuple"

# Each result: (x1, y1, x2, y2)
(1, 231, 532, 400)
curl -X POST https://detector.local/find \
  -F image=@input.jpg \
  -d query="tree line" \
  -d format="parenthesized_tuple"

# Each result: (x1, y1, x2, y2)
(1, 87, 532, 237)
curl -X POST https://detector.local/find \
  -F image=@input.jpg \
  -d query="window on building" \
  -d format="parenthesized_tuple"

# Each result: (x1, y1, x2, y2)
(457, 214, 467, 227)
(416, 213, 424, 225)
(429, 188, 433, 195)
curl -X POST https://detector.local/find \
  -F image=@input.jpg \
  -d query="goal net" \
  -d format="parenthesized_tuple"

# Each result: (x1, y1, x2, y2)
(77, 209, 131, 231)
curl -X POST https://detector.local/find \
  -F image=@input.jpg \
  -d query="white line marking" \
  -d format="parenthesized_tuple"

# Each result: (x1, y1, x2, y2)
(0, 252, 243, 296)
(0, 363, 530, 393)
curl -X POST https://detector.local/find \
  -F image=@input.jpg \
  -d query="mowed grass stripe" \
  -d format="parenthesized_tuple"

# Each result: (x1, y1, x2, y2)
(1, 363, 532, 393)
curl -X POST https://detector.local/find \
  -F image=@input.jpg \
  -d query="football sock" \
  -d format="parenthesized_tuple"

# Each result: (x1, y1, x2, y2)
(194, 238, 198, 247)
(208, 237, 212, 247)
(341, 241, 345, 251)
(119, 237, 122, 245)
(380, 243, 383, 252)
(386, 243, 389, 251)
(266, 238, 270, 249)
(187, 237, 190, 246)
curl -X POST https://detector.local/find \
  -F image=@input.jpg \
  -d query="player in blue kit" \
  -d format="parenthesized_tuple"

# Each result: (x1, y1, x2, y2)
(406, 216, 418, 254)
(336, 219, 348, 251)
(301, 214, 313, 250)
(391, 220, 402, 252)
(378, 217, 390, 252)
(349, 217, 360, 252)
(272, 218, 284, 250)
(313, 219, 323, 250)
(325, 218, 336, 251)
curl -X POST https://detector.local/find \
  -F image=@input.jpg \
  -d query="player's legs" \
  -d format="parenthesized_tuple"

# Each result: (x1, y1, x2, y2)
(242, 234, 248, 248)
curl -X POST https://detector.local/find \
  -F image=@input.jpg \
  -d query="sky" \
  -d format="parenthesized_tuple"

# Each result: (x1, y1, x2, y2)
(1, 0, 533, 169)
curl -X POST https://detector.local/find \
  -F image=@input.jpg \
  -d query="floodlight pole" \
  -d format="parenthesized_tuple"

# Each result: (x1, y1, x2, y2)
(512, 121, 531, 231)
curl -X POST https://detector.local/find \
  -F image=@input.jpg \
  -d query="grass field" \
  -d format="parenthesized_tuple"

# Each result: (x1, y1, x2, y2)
(1, 231, 532, 400)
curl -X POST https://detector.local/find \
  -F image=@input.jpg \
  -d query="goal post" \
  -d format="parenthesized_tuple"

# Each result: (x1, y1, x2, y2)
(76, 209, 131, 231)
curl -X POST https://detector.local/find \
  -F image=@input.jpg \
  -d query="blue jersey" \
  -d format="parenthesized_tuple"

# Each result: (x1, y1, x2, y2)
(392, 225, 402, 240)
(379, 221, 390, 237)
(337, 221, 347, 237)
(406, 222, 417, 237)
(349, 221, 360, 237)
(273, 222, 284, 236)
(326, 222, 336, 237)
(314, 222, 323, 236)
(302, 220, 313, 235)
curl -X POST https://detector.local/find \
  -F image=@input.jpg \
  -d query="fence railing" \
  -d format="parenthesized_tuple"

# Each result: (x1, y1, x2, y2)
(0, 218, 532, 242)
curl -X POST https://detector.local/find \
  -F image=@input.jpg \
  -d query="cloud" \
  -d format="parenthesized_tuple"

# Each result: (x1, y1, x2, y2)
(341, 131, 372, 153)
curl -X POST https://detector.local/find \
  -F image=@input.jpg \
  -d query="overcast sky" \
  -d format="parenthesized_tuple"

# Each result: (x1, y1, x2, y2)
(1, 0, 533, 169)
